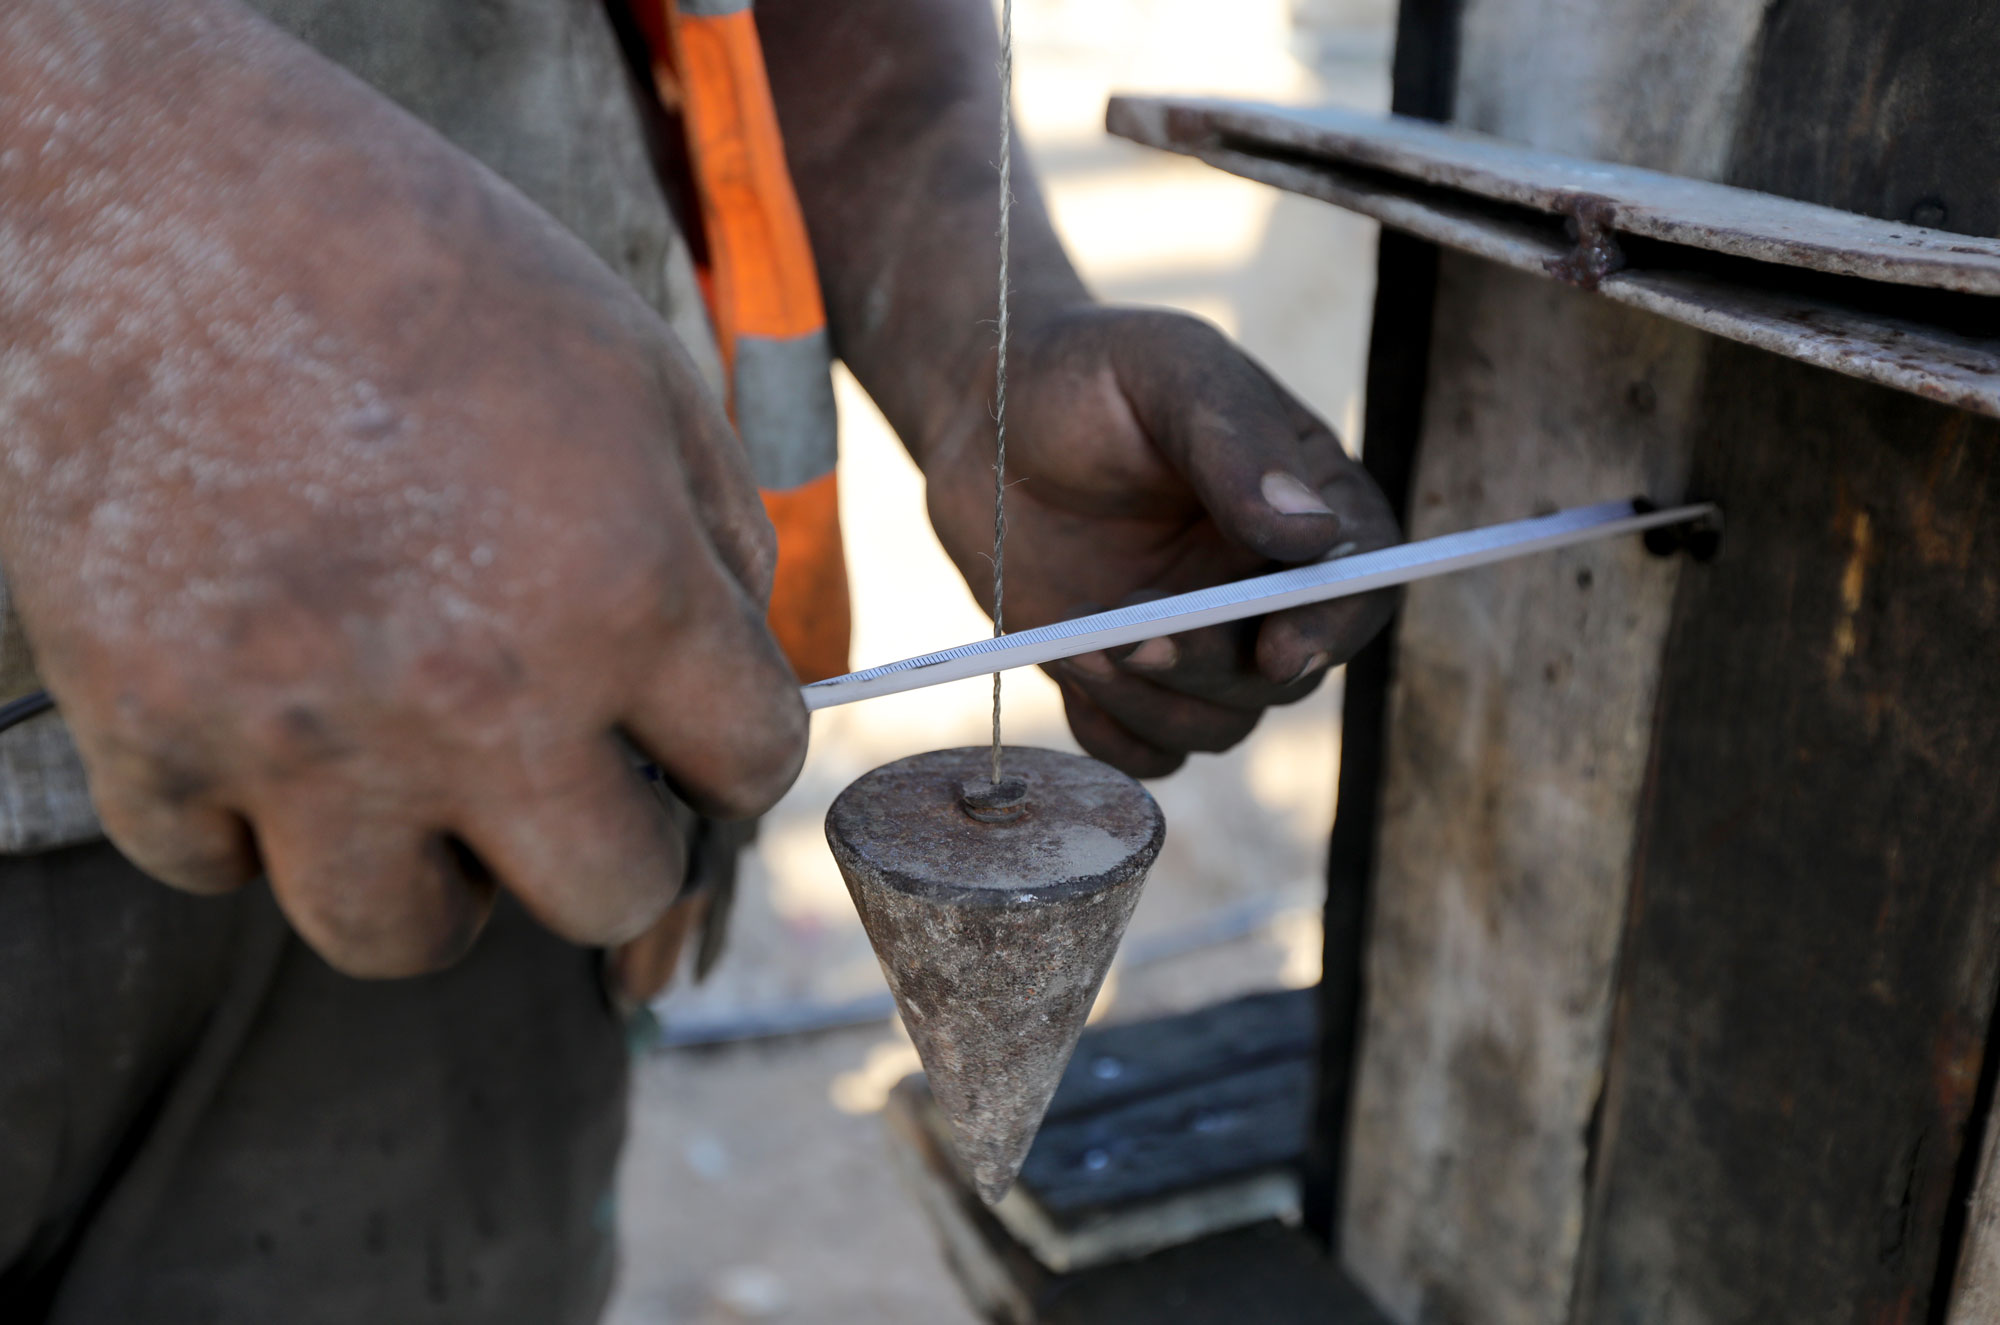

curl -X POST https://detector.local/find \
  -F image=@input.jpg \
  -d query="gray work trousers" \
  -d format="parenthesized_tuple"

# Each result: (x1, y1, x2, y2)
(0, 842, 629, 1323)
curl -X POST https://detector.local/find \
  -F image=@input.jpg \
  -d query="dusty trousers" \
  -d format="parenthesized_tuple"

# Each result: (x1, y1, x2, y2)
(0, 842, 630, 1324)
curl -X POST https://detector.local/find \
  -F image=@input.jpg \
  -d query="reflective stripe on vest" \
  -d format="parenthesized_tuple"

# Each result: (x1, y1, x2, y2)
(644, 0, 849, 684)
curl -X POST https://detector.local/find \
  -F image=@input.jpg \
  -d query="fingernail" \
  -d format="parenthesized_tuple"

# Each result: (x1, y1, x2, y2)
(1124, 637, 1179, 670)
(1070, 650, 1117, 680)
(1288, 651, 1332, 685)
(1262, 471, 1334, 517)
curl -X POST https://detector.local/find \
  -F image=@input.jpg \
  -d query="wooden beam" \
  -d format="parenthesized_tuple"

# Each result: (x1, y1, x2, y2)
(1577, 3, 2000, 1319)
(1305, 0, 1465, 1249)
(1574, 345, 2000, 1325)
(1331, 2, 1764, 1319)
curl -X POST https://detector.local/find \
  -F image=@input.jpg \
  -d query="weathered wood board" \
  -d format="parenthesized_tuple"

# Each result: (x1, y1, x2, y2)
(1340, 255, 1700, 1325)
(1335, 2, 1765, 1320)
(1102, 105, 2000, 421)
(1307, 0, 1460, 1247)
(1103, 99, 2000, 294)
(1573, 329, 2000, 1325)
(1953, 1114, 2000, 1323)
(1572, 3, 2000, 1321)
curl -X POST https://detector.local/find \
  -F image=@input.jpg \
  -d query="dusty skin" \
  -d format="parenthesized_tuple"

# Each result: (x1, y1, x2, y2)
(0, 0, 808, 977)
(759, 0, 1401, 778)
(0, 0, 1397, 981)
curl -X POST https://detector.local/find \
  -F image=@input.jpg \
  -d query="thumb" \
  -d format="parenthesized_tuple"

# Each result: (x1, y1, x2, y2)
(1113, 317, 1346, 565)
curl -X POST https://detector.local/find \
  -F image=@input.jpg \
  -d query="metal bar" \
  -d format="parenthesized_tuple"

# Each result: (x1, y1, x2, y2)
(802, 499, 1714, 711)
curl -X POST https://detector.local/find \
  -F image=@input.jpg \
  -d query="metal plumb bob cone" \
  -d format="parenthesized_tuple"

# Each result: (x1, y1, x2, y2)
(826, 746, 1165, 1205)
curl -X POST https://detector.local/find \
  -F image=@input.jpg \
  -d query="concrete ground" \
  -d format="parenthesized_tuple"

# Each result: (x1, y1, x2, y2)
(607, 3, 1392, 1321)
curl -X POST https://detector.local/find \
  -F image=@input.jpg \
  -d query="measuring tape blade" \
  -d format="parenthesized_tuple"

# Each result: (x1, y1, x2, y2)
(0, 500, 1715, 737)
(801, 499, 1715, 712)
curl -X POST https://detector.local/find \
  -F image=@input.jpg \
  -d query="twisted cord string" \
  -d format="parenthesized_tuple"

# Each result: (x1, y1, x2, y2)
(990, 0, 1014, 786)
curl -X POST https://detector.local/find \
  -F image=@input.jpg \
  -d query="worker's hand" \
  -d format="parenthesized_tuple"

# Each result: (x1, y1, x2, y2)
(757, 0, 1393, 773)
(926, 307, 1399, 776)
(0, 1, 806, 977)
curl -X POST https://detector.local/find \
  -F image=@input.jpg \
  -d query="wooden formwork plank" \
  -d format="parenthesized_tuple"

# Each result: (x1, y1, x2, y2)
(1577, 3, 2000, 1321)
(1140, 2, 2000, 1318)
(1574, 347, 2000, 1324)
(1094, 134, 2000, 423)
(1329, 2, 1764, 1320)
(1340, 255, 1702, 1325)
(1952, 1116, 2000, 1324)
(1104, 99, 2000, 295)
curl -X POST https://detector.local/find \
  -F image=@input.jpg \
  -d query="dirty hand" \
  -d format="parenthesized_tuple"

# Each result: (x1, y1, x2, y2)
(0, 1, 806, 977)
(927, 307, 1400, 777)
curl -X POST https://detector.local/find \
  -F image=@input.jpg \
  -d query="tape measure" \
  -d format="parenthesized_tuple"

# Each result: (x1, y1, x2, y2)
(803, 498, 1715, 710)
(0, 499, 1715, 736)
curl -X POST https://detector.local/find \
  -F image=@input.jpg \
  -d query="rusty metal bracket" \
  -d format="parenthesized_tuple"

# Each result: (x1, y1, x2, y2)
(1106, 97, 2000, 419)
(1544, 199, 1626, 290)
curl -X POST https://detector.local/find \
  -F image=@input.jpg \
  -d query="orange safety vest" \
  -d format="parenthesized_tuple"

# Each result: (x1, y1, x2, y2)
(636, 0, 850, 685)
(612, 0, 847, 1005)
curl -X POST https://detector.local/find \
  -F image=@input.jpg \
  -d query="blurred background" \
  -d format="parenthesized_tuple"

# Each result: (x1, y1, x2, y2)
(608, 1, 1395, 1320)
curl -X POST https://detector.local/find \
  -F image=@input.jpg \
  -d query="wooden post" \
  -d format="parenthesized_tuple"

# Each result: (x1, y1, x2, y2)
(1325, 1, 2000, 1321)
(1575, 3, 2000, 1319)
(1334, 2, 1762, 1319)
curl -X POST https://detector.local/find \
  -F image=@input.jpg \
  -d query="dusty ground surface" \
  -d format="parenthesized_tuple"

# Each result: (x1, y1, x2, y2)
(607, 3, 1392, 1321)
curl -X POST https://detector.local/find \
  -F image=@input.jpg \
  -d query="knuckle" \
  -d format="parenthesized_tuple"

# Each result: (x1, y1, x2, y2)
(274, 846, 478, 980)
(88, 754, 252, 892)
(325, 943, 457, 981)
(520, 859, 677, 949)
(84, 681, 203, 784)
(591, 883, 678, 949)
(743, 515, 779, 604)
(702, 502, 781, 608)
(706, 731, 805, 820)
(1180, 713, 1260, 754)
(1114, 744, 1185, 779)
(238, 697, 359, 778)
(290, 892, 462, 980)
(97, 807, 250, 896)
(1131, 304, 1223, 346)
